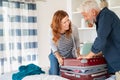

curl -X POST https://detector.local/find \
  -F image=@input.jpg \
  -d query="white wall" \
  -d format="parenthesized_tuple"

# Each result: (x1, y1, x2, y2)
(36, 0, 67, 67)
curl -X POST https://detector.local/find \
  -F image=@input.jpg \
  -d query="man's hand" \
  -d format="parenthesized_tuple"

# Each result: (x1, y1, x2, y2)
(77, 51, 95, 59)
(95, 52, 103, 57)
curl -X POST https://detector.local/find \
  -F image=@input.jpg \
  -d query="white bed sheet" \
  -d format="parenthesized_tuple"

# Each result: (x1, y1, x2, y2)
(23, 74, 68, 80)
(0, 72, 68, 80)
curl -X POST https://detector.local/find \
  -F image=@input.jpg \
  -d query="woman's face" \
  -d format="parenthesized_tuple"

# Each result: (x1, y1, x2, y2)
(60, 16, 70, 33)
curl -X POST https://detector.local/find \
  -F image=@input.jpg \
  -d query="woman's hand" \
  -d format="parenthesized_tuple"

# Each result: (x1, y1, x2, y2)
(57, 56, 64, 65)
(54, 51, 64, 65)
(76, 48, 81, 58)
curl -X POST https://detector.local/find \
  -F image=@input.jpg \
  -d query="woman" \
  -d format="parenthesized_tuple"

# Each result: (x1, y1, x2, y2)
(48, 10, 80, 75)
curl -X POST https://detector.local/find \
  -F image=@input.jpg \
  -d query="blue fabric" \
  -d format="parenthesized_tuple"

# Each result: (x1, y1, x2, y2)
(48, 52, 60, 75)
(12, 64, 45, 80)
(92, 7, 120, 73)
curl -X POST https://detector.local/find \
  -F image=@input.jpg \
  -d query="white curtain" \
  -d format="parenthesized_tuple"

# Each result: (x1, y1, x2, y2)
(0, 0, 38, 75)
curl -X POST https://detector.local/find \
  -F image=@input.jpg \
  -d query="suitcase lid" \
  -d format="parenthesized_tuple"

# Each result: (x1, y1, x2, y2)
(62, 57, 106, 67)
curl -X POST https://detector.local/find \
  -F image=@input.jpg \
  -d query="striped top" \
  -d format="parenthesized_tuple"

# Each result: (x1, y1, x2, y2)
(57, 34, 73, 58)
(49, 25, 80, 58)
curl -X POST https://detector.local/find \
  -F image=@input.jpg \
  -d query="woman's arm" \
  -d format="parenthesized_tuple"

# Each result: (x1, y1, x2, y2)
(72, 25, 81, 57)
(49, 29, 58, 53)
(49, 29, 64, 65)
(76, 48, 80, 57)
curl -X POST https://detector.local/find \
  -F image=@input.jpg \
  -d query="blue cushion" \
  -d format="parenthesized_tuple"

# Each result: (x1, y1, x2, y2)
(80, 43, 93, 55)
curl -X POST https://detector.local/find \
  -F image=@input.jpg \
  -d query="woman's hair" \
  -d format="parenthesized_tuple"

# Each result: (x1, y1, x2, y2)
(51, 10, 72, 43)
(79, 0, 100, 13)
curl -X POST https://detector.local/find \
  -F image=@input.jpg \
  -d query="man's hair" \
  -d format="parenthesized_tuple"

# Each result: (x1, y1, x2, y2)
(100, 0, 108, 9)
(79, 0, 100, 13)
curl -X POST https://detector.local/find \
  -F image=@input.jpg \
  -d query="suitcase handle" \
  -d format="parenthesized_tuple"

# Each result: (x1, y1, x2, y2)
(64, 72, 75, 77)
(64, 72, 81, 78)
(91, 71, 107, 77)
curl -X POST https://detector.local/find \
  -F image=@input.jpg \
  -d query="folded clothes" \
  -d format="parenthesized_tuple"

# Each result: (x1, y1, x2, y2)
(12, 64, 45, 80)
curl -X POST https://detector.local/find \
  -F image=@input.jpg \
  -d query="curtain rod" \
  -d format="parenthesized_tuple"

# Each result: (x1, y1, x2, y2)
(8, 0, 46, 2)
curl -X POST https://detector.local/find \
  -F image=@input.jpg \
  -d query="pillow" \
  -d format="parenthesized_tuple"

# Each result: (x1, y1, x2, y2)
(80, 43, 93, 55)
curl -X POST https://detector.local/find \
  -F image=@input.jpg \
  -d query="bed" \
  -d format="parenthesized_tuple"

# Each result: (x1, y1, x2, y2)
(0, 63, 69, 80)
(0, 71, 68, 80)
(0, 66, 68, 80)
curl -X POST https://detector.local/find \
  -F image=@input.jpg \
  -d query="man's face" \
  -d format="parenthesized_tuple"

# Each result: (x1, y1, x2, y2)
(81, 10, 96, 27)
(81, 11, 94, 23)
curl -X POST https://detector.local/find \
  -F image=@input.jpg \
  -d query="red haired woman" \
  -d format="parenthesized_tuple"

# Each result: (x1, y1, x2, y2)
(48, 10, 80, 75)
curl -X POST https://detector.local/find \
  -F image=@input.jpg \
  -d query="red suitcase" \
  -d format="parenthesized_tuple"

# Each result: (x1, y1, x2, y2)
(60, 57, 109, 80)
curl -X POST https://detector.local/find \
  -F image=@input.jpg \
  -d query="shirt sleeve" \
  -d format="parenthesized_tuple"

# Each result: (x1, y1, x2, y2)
(49, 29, 58, 53)
(91, 12, 113, 53)
(72, 25, 80, 49)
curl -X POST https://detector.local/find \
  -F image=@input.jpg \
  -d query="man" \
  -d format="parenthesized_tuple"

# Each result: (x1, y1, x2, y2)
(77, 0, 120, 80)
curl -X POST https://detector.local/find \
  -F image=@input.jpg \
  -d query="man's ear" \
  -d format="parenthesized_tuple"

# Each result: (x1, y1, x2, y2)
(91, 9, 97, 16)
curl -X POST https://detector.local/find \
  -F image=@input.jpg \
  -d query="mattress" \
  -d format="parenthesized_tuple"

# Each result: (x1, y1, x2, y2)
(0, 72, 68, 80)
(23, 74, 68, 80)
